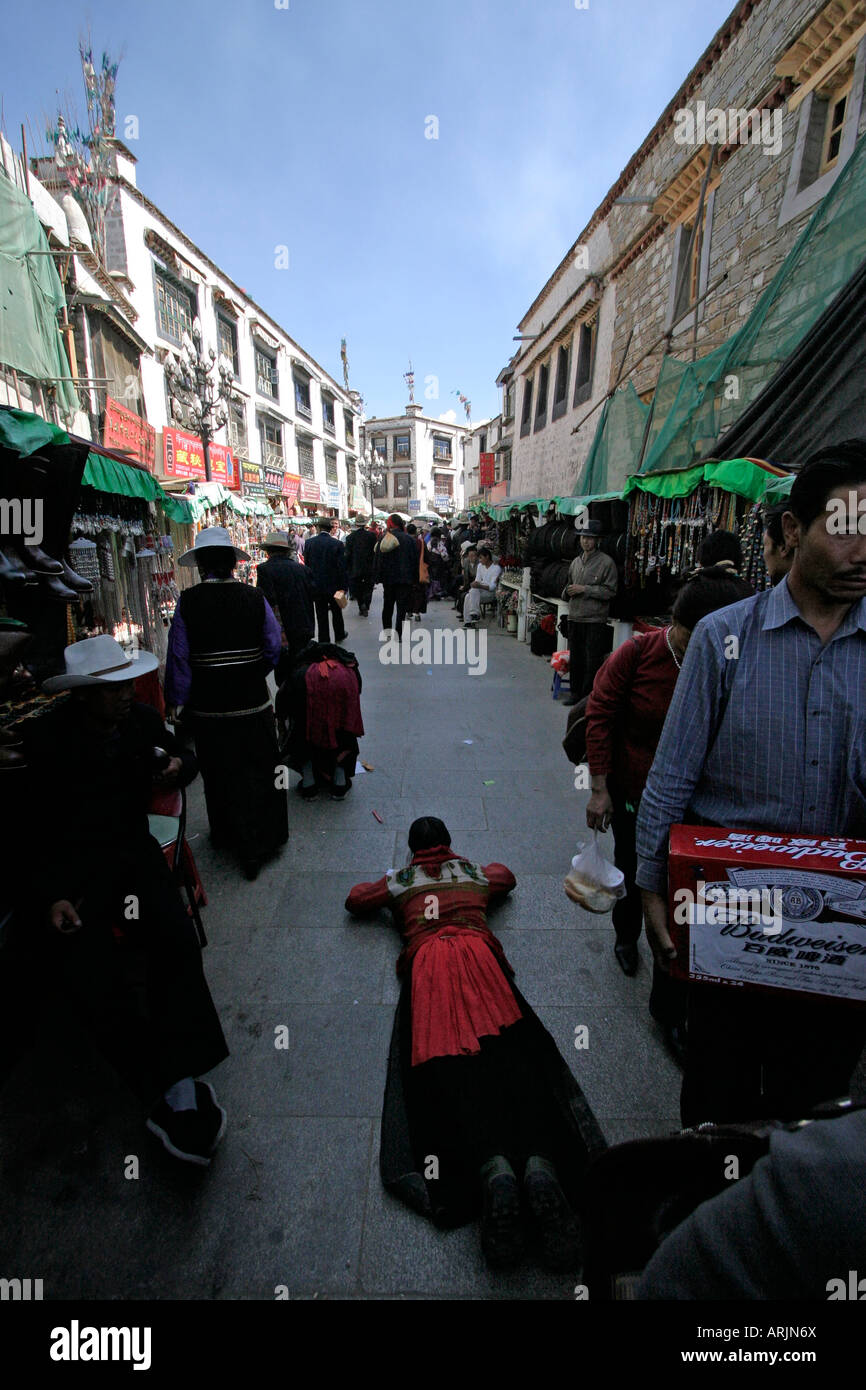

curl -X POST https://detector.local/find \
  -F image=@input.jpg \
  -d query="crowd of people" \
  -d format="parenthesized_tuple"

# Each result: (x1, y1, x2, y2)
(3, 445, 865, 1296)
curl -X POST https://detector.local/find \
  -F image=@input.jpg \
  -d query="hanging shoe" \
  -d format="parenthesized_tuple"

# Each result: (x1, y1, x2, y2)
(523, 1159, 582, 1271)
(39, 573, 79, 602)
(19, 544, 63, 575)
(58, 557, 94, 594)
(0, 547, 36, 585)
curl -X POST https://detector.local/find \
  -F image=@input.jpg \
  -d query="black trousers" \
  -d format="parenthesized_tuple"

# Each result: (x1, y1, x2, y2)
(382, 583, 412, 635)
(31, 838, 228, 1106)
(350, 577, 373, 612)
(567, 620, 612, 699)
(610, 795, 686, 1028)
(313, 593, 346, 643)
(681, 983, 866, 1127)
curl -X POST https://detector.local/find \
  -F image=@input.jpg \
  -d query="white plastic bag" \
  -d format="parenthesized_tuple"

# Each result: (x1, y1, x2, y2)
(564, 832, 626, 913)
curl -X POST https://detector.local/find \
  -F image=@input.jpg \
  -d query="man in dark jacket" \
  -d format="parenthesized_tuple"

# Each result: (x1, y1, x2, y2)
(303, 519, 348, 643)
(344, 517, 377, 617)
(256, 530, 315, 676)
(373, 514, 418, 638)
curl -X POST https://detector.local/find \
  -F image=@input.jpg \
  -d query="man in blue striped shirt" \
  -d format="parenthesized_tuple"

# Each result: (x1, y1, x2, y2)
(636, 443, 866, 1125)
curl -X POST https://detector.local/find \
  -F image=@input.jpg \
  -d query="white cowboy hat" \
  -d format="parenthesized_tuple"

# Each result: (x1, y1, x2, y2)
(43, 634, 158, 692)
(178, 525, 250, 567)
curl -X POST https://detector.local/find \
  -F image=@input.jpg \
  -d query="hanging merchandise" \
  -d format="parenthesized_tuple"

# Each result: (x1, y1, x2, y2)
(68, 536, 99, 582)
(97, 536, 116, 581)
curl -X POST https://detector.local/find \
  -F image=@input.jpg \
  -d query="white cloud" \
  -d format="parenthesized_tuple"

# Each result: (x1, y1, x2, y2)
(438, 409, 457, 424)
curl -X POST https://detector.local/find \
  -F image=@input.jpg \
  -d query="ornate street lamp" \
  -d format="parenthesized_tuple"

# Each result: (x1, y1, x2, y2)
(360, 442, 384, 521)
(163, 318, 236, 482)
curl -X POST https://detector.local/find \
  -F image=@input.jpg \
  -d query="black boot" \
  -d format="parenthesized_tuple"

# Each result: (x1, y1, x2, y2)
(523, 1156, 582, 1271)
(479, 1156, 524, 1269)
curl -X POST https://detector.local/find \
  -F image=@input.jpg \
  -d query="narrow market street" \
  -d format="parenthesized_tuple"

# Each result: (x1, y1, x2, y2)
(1, 598, 681, 1300)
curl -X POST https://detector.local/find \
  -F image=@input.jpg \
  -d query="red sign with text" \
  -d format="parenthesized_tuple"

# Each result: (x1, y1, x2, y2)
(162, 427, 239, 489)
(299, 479, 320, 502)
(104, 398, 156, 471)
(283, 472, 301, 503)
(479, 452, 496, 487)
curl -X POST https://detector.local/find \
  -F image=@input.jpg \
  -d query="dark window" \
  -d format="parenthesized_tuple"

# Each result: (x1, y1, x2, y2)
(552, 342, 570, 420)
(502, 449, 512, 482)
(520, 377, 533, 437)
(373, 473, 388, 499)
(322, 394, 336, 434)
(344, 410, 355, 443)
(372, 436, 388, 462)
(432, 435, 452, 461)
(255, 346, 278, 401)
(294, 375, 312, 418)
(433, 471, 453, 496)
(478, 432, 487, 454)
(394, 472, 410, 497)
(503, 384, 514, 421)
(297, 440, 315, 479)
(534, 362, 550, 430)
(347, 457, 357, 487)
(217, 315, 239, 377)
(394, 433, 410, 459)
(155, 268, 194, 343)
(258, 414, 283, 468)
(325, 451, 338, 484)
(573, 322, 596, 406)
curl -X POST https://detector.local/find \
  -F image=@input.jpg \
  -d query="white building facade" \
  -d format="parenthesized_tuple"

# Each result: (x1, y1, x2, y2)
(361, 404, 469, 516)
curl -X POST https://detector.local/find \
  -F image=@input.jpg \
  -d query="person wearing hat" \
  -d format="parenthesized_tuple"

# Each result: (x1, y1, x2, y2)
(302, 519, 349, 644)
(344, 516, 377, 617)
(561, 518, 618, 704)
(373, 514, 417, 638)
(166, 526, 286, 880)
(12, 635, 229, 1165)
(256, 530, 315, 677)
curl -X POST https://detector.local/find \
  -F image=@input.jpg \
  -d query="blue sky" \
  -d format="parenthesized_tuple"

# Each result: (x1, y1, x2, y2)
(2, 0, 736, 423)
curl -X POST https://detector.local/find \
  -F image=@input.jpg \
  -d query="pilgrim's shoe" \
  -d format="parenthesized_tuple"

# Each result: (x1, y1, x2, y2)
(146, 1081, 226, 1166)
(20, 544, 63, 575)
(39, 573, 79, 602)
(480, 1167, 524, 1269)
(58, 557, 93, 593)
(664, 1023, 688, 1069)
(296, 781, 318, 801)
(242, 859, 261, 881)
(523, 1166, 582, 1272)
(614, 943, 639, 976)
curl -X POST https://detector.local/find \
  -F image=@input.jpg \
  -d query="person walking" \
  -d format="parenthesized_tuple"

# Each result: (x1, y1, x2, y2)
(344, 515, 377, 616)
(405, 522, 430, 620)
(256, 530, 315, 681)
(165, 526, 287, 881)
(636, 443, 866, 1125)
(584, 569, 756, 1060)
(561, 519, 618, 704)
(373, 514, 417, 639)
(303, 518, 348, 643)
(25, 635, 229, 1165)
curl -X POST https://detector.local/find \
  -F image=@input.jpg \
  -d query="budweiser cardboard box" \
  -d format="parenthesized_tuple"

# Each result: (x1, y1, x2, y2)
(668, 825, 866, 1004)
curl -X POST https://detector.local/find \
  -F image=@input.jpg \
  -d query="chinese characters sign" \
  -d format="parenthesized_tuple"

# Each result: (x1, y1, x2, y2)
(104, 398, 156, 471)
(162, 427, 239, 489)
(479, 452, 495, 487)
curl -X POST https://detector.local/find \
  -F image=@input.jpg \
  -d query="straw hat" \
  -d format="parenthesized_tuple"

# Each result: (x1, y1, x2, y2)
(179, 525, 250, 567)
(43, 634, 158, 692)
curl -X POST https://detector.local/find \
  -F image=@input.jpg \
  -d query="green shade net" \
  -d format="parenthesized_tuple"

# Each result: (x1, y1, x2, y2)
(578, 128, 866, 485)
(0, 177, 79, 420)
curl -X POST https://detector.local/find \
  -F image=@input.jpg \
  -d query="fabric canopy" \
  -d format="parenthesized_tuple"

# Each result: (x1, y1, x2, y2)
(623, 457, 790, 504)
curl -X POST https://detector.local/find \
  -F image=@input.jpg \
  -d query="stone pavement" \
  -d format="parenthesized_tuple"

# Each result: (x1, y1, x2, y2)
(0, 592, 682, 1300)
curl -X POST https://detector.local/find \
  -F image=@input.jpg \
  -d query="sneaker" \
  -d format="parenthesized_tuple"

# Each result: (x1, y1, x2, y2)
(146, 1081, 226, 1166)
(523, 1169, 582, 1271)
(480, 1172, 525, 1268)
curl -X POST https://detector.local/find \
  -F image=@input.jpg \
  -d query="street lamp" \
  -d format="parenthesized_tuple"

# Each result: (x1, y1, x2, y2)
(164, 317, 236, 483)
(360, 443, 384, 522)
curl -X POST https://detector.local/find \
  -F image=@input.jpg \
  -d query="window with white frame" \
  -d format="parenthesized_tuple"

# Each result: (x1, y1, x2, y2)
(322, 393, 336, 434)
(294, 374, 312, 419)
(217, 315, 239, 377)
(155, 268, 195, 344)
(258, 414, 283, 468)
(297, 439, 315, 479)
(255, 346, 278, 401)
(432, 435, 452, 461)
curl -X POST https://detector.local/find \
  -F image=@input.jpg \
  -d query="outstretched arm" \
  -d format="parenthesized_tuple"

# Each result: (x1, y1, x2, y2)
(345, 874, 392, 917)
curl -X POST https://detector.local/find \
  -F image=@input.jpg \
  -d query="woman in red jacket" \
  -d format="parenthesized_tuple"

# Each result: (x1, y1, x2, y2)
(584, 570, 751, 1051)
(346, 816, 605, 1271)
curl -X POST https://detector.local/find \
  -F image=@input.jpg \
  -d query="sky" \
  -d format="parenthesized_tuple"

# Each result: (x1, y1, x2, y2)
(1, 0, 737, 424)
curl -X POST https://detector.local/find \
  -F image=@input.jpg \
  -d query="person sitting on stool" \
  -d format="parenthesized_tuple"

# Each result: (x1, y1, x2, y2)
(463, 546, 501, 627)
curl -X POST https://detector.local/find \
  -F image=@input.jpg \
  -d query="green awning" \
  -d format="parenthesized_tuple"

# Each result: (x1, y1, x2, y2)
(0, 406, 71, 457)
(623, 458, 791, 505)
(83, 451, 164, 502)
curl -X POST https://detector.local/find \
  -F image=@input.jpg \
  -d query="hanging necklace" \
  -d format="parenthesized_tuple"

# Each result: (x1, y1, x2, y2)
(665, 626, 682, 670)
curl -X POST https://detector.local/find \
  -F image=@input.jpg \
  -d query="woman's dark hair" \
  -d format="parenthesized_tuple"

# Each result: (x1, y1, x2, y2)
(406, 523, 417, 535)
(195, 547, 235, 579)
(387, 513, 405, 530)
(672, 569, 752, 630)
(698, 529, 742, 570)
(762, 501, 788, 547)
(787, 440, 866, 530)
(408, 816, 451, 851)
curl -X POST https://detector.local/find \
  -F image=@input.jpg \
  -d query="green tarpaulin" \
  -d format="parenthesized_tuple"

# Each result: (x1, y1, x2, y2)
(0, 405, 71, 456)
(623, 458, 789, 504)
(0, 179, 79, 420)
